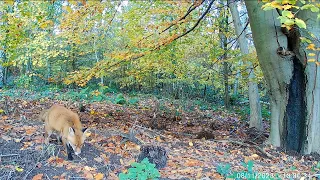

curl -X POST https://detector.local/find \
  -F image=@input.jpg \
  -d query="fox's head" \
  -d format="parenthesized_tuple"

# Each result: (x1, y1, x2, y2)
(67, 127, 88, 155)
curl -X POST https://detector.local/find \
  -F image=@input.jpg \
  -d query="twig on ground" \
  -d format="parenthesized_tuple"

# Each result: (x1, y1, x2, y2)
(76, 154, 87, 162)
(45, 173, 50, 180)
(23, 162, 40, 180)
(0, 154, 19, 157)
(68, 176, 86, 179)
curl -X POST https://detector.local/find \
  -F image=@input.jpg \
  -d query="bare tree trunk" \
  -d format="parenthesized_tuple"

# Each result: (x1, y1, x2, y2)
(219, 6, 230, 108)
(0, 65, 3, 88)
(229, 0, 262, 131)
(245, 0, 320, 153)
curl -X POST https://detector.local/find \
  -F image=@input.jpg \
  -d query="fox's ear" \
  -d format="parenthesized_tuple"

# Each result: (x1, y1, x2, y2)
(82, 128, 89, 139)
(69, 127, 75, 136)
(82, 128, 88, 133)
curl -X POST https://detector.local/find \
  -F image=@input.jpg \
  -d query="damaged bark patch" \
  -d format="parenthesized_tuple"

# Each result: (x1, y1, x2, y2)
(284, 28, 307, 152)
(285, 56, 306, 152)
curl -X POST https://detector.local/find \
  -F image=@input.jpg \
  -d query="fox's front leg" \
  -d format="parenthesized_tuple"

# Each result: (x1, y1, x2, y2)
(44, 126, 52, 144)
(62, 137, 73, 160)
(56, 135, 62, 144)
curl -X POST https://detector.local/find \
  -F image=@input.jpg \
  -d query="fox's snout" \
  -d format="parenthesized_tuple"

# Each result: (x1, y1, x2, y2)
(74, 148, 81, 155)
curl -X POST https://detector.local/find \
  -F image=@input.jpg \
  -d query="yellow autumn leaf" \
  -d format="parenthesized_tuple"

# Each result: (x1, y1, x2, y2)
(85, 130, 91, 137)
(316, 62, 320, 66)
(308, 59, 316, 62)
(4, 0, 14, 6)
(270, 1, 282, 9)
(94, 173, 104, 180)
(0, 109, 4, 113)
(250, 154, 260, 159)
(283, 4, 292, 10)
(189, 141, 194, 147)
(15, 166, 24, 172)
(156, 136, 162, 142)
(40, 22, 48, 29)
(63, 6, 72, 13)
(308, 53, 316, 57)
(306, 43, 316, 50)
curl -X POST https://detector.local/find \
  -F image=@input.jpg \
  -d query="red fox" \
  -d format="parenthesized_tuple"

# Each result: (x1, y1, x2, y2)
(39, 105, 88, 160)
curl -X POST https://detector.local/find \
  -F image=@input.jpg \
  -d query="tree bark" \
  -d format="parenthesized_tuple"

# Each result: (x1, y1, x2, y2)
(219, 7, 230, 109)
(0, 64, 3, 88)
(296, 8, 320, 154)
(229, 0, 262, 131)
(245, 0, 320, 153)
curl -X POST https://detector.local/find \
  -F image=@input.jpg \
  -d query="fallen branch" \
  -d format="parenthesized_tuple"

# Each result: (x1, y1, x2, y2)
(212, 139, 274, 159)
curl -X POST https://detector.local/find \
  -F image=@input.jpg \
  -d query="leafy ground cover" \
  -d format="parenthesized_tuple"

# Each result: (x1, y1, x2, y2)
(0, 90, 319, 180)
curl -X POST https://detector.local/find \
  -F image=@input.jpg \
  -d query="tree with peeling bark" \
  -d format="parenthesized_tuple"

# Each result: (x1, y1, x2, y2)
(228, 0, 263, 131)
(245, 0, 320, 154)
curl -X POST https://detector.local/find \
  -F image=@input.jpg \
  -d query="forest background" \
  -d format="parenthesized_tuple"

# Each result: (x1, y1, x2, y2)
(0, 0, 320, 179)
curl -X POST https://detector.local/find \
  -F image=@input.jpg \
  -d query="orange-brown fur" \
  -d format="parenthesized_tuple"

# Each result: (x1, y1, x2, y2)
(40, 105, 87, 160)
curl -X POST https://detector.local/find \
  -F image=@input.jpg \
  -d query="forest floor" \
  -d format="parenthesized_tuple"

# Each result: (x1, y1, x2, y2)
(0, 91, 319, 180)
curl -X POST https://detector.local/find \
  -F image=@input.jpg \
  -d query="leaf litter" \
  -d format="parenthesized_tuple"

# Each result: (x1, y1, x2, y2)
(0, 95, 319, 179)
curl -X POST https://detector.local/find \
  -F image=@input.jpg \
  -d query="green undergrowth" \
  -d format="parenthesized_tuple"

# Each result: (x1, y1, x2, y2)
(0, 86, 270, 122)
(119, 158, 160, 180)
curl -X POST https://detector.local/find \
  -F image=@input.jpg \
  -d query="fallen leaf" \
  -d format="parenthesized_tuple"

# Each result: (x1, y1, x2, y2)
(85, 131, 92, 137)
(85, 173, 94, 179)
(135, 145, 141, 150)
(95, 173, 104, 180)
(32, 173, 43, 180)
(156, 136, 162, 142)
(185, 159, 201, 167)
(15, 166, 24, 172)
(2, 135, 12, 141)
(189, 141, 194, 147)
(94, 157, 103, 163)
(250, 154, 259, 159)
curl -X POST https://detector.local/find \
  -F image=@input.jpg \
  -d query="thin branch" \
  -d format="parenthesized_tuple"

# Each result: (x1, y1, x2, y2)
(228, 63, 259, 76)
(173, 0, 215, 41)
(227, 20, 249, 46)
(137, 0, 205, 45)
(160, 0, 205, 33)
(104, 0, 215, 71)
(105, 0, 122, 32)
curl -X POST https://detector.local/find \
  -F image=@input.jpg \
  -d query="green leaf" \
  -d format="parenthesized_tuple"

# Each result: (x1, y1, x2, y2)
(295, 18, 307, 29)
(115, 93, 126, 104)
(311, 6, 319, 13)
(282, 10, 294, 18)
(284, 19, 295, 26)
(277, 16, 289, 24)
(301, 4, 316, 10)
